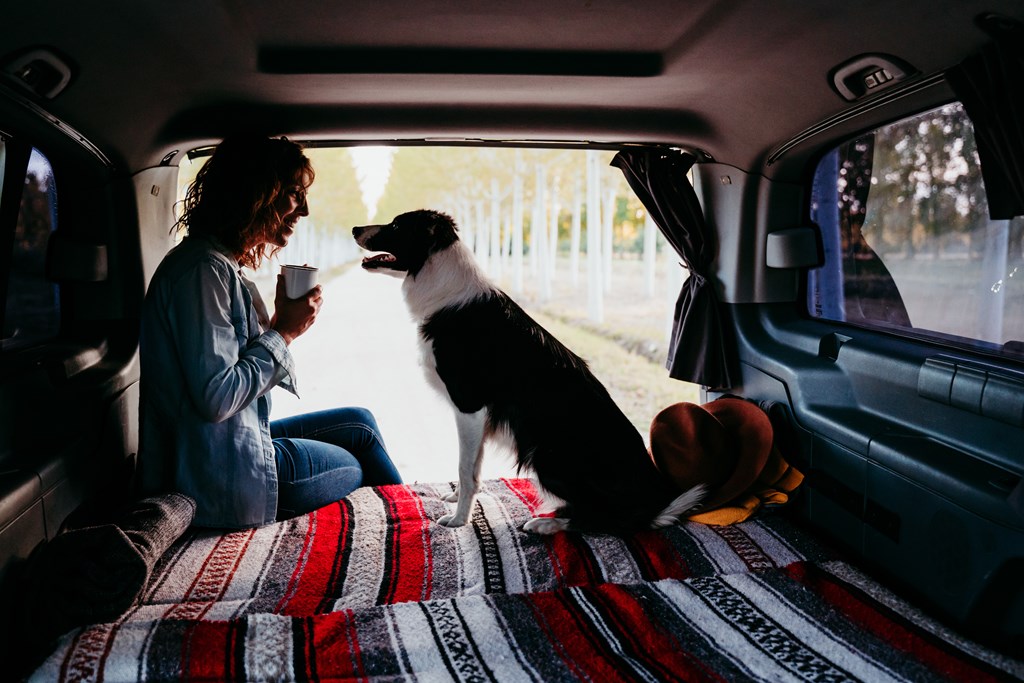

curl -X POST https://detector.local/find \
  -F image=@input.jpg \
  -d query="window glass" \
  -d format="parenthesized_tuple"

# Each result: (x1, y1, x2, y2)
(808, 103, 1024, 362)
(4, 147, 59, 348)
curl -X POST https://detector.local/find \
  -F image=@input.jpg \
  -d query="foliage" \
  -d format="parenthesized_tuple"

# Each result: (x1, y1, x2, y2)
(373, 147, 628, 251)
(374, 147, 484, 222)
(304, 148, 367, 233)
(864, 103, 987, 257)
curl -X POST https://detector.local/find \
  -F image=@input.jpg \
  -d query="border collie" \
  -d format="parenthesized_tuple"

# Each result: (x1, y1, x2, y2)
(353, 210, 704, 535)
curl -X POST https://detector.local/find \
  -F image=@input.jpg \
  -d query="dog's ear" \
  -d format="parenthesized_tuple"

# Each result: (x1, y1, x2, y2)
(420, 210, 460, 254)
(427, 210, 458, 235)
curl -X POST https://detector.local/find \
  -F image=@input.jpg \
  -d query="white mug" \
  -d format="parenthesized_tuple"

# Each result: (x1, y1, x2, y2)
(281, 264, 318, 298)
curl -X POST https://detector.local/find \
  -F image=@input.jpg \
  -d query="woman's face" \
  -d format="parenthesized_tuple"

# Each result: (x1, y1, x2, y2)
(270, 180, 309, 248)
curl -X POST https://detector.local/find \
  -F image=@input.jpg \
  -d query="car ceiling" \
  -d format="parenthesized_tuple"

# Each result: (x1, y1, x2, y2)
(2, 0, 1023, 176)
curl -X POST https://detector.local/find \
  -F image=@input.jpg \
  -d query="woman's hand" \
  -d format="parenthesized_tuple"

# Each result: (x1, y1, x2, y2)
(270, 274, 323, 345)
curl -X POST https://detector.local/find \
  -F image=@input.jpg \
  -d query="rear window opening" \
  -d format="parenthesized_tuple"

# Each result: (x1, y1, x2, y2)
(177, 145, 700, 483)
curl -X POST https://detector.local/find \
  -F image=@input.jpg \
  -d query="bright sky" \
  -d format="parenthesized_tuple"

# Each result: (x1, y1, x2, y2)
(349, 146, 394, 221)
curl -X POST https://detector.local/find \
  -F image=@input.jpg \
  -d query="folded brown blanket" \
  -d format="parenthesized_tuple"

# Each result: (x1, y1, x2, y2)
(18, 492, 195, 654)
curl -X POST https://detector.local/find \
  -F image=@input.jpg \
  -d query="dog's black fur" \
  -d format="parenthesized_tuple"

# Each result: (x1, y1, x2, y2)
(353, 209, 702, 535)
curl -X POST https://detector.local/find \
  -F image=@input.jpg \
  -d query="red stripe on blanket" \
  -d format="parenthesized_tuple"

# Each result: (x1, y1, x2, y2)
(546, 532, 602, 588)
(786, 563, 1005, 683)
(591, 583, 725, 682)
(377, 485, 433, 604)
(294, 616, 316, 681)
(525, 590, 638, 682)
(304, 610, 367, 681)
(275, 510, 318, 615)
(319, 499, 354, 613)
(507, 478, 606, 590)
(278, 501, 348, 615)
(627, 529, 692, 581)
(503, 477, 545, 513)
(182, 621, 232, 680)
(228, 618, 246, 680)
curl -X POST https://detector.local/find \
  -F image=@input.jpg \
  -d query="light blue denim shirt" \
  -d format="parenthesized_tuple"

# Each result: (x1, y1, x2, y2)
(139, 234, 297, 528)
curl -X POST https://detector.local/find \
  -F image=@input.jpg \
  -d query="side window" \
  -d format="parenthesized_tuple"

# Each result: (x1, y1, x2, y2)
(808, 103, 1024, 362)
(3, 146, 60, 349)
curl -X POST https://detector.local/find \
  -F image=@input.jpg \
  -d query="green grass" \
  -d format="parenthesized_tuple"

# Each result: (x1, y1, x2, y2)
(530, 310, 700, 438)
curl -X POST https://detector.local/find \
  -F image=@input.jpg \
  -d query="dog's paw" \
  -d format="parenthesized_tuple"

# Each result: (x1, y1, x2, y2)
(443, 491, 459, 503)
(522, 517, 571, 535)
(437, 513, 468, 528)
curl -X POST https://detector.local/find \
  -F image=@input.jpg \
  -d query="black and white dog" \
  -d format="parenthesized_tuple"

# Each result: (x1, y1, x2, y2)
(353, 210, 704, 535)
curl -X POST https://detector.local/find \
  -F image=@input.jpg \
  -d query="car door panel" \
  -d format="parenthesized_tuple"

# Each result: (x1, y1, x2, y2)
(722, 301, 1024, 647)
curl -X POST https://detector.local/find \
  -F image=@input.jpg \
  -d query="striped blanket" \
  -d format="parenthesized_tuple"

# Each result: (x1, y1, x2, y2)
(30, 479, 1024, 682)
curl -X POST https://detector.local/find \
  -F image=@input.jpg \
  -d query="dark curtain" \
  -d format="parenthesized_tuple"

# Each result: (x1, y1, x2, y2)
(945, 16, 1024, 220)
(611, 148, 737, 389)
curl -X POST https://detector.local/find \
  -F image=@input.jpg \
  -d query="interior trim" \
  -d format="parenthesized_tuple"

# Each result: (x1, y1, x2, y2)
(259, 47, 663, 77)
(765, 71, 947, 165)
(0, 82, 112, 168)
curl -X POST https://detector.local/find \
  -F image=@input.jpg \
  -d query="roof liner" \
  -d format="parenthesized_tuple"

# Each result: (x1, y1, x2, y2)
(2, 0, 1022, 174)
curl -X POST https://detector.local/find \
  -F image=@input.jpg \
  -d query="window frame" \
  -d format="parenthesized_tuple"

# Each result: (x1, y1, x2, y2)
(0, 136, 32, 346)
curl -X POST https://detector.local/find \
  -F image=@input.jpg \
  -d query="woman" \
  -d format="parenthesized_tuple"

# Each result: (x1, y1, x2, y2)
(138, 135, 402, 528)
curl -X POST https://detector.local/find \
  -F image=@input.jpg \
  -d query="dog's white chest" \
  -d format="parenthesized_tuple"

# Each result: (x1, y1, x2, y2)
(417, 334, 451, 402)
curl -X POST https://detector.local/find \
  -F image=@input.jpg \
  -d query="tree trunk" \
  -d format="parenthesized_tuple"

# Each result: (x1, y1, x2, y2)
(490, 178, 502, 279)
(512, 153, 524, 294)
(535, 164, 551, 301)
(548, 173, 560, 284)
(530, 164, 543, 277)
(586, 150, 604, 323)
(474, 200, 488, 272)
(570, 173, 582, 289)
(503, 207, 513, 275)
(603, 184, 616, 293)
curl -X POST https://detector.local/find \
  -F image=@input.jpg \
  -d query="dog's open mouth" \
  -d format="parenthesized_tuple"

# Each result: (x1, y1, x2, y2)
(361, 252, 400, 270)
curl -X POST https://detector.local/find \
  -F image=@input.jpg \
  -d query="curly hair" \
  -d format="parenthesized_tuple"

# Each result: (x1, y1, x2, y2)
(175, 136, 314, 270)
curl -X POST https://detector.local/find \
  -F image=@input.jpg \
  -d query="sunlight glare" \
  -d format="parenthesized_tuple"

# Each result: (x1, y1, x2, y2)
(350, 146, 394, 221)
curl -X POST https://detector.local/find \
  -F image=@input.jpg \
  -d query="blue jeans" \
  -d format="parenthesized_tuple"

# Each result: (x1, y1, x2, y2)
(271, 407, 402, 520)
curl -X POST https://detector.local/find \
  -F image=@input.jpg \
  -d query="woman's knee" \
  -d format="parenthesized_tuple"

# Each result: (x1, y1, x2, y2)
(274, 438, 360, 482)
(271, 406, 380, 440)
(321, 407, 384, 447)
(342, 406, 378, 431)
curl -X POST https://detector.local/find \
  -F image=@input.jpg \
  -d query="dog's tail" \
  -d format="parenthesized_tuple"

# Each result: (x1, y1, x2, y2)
(649, 484, 707, 528)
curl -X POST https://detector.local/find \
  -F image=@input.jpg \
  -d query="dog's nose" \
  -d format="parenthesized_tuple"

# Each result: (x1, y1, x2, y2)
(353, 224, 383, 242)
